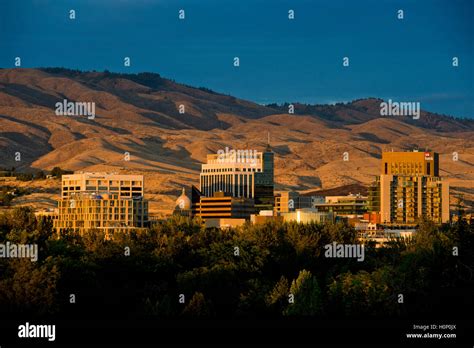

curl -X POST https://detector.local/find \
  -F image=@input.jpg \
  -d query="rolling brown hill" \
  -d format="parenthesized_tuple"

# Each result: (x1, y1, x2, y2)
(1, 68, 473, 216)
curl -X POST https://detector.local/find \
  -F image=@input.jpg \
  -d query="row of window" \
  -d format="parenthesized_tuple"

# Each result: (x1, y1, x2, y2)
(57, 214, 134, 220)
(202, 168, 262, 173)
(63, 180, 142, 186)
(84, 180, 142, 186)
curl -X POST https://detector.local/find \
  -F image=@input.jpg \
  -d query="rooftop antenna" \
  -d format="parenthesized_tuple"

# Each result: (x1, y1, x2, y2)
(265, 131, 272, 152)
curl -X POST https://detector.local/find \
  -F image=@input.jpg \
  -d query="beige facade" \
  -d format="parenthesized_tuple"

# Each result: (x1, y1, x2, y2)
(378, 173, 449, 225)
(61, 173, 144, 199)
(369, 151, 449, 225)
(280, 209, 334, 224)
(54, 173, 148, 235)
(381, 151, 439, 176)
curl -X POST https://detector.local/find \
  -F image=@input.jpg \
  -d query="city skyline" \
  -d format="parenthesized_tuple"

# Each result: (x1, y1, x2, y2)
(1, 1, 473, 345)
(33, 147, 458, 231)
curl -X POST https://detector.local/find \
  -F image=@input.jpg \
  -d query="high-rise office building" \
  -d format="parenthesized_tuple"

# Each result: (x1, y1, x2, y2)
(379, 174, 448, 224)
(380, 151, 439, 176)
(199, 146, 274, 210)
(54, 173, 148, 235)
(368, 151, 449, 225)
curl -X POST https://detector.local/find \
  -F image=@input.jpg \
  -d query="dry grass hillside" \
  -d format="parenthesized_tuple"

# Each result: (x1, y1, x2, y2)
(1, 68, 473, 216)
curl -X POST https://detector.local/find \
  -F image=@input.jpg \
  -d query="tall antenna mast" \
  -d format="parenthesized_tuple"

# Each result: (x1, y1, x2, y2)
(265, 131, 272, 152)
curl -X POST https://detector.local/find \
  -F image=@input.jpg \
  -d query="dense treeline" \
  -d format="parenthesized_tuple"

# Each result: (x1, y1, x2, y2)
(0, 207, 473, 320)
(0, 166, 73, 182)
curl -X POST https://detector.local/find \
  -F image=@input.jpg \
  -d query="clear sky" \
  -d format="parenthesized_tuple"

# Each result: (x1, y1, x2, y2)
(1, 0, 473, 118)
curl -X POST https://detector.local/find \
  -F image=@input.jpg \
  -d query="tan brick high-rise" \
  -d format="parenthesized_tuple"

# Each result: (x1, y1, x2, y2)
(368, 151, 449, 225)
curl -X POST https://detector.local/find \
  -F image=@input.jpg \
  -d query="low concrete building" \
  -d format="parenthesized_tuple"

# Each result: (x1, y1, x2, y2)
(314, 193, 368, 218)
(192, 191, 255, 221)
(280, 208, 333, 224)
(205, 218, 247, 229)
(274, 191, 322, 214)
(356, 222, 415, 247)
(250, 210, 284, 224)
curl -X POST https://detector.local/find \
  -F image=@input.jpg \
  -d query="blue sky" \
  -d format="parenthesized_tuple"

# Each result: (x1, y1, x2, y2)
(1, 0, 473, 118)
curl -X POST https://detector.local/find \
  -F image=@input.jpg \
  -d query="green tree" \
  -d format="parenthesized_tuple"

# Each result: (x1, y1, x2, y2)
(284, 269, 323, 316)
(327, 267, 400, 317)
(265, 276, 289, 313)
(0, 257, 60, 314)
(50, 167, 66, 178)
(34, 170, 46, 180)
(6, 207, 37, 242)
(182, 292, 212, 316)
